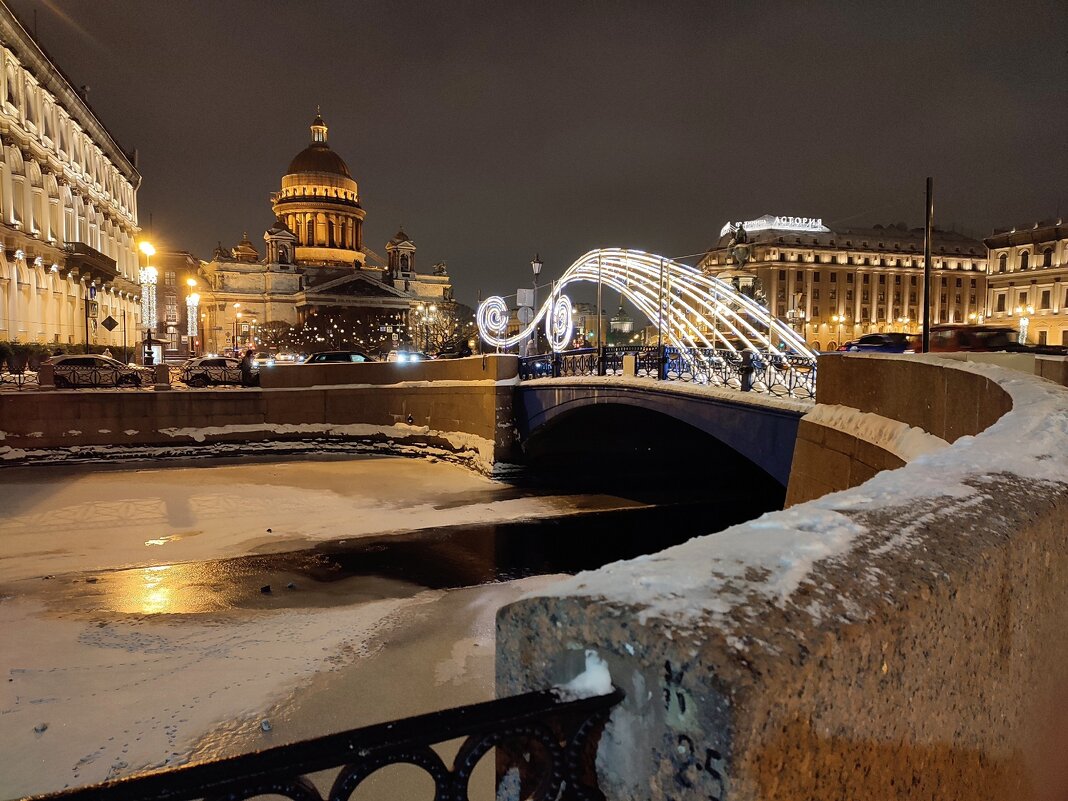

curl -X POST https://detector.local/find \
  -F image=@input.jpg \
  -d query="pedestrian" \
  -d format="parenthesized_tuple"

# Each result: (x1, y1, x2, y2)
(523, 337, 537, 357)
(101, 347, 113, 360)
(240, 348, 255, 387)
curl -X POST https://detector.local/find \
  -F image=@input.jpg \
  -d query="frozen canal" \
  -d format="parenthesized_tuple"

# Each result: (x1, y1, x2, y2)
(0, 455, 643, 798)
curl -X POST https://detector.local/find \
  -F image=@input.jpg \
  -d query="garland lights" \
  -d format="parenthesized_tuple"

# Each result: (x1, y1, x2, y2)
(477, 248, 816, 358)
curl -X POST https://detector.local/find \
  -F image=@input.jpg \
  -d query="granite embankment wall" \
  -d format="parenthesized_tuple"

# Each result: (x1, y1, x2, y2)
(0, 355, 519, 470)
(497, 354, 1068, 800)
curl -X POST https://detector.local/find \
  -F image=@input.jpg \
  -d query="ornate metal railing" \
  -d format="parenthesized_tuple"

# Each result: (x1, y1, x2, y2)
(519, 346, 817, 399)
(53, 365, 152, 389)
(179, 365, 243, 387)
(0, 369, 38, 390)
(32, 686, 624, 801)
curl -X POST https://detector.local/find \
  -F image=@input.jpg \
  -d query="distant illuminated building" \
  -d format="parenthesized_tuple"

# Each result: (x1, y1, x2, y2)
(701, 214, 987, 350)
(984, 218, 1067, 346)
(199, 114, 453, 354)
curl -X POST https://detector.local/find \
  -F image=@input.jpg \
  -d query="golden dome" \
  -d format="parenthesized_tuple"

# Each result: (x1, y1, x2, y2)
(285, 113, 352, 179)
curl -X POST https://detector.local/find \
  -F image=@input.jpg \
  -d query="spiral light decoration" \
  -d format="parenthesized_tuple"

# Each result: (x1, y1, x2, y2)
(477, 248, 815, 358)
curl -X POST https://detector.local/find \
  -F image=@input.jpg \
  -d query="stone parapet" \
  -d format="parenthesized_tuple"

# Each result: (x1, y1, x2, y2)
(496, 355, 1068, 800)
(0, 356, 519, 472)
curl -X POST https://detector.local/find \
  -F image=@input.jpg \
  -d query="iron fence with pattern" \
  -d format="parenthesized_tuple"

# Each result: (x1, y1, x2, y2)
(29, 686, 624, 801)
(0, 369, 38, 391)
(52, 365, 151, 389)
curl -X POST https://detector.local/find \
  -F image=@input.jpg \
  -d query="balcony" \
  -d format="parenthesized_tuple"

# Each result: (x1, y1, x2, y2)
(64, 242, 118, 284)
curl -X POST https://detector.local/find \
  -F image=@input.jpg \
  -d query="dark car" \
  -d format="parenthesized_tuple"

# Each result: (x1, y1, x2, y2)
(435, 339, 473, 359)
(837, 333, 918, 353)
(180, 356, 245, 387)
(929, 324, 1068, 355)
(45, 354, 151, 388)
(303, 350, 375, 364)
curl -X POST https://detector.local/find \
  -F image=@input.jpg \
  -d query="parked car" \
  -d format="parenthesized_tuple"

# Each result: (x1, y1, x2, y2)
(45, 354, 150, 388)
(386, 350, 428, 363)
(303, 350, 375, 364)
(929, 324, 1068, 355)
(837, 333, 918, 353)
(253, 352, 276, 367)
(180, 356, 245, 387)
(435, 340, 473, 359)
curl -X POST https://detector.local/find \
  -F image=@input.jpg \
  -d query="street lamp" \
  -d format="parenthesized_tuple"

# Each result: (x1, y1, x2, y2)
(531, 253, 543, 353)
(186, 292, 200, 355)
(234, 312, 242, 352)
(1015, 305, 1034, 344)
(138, 241, 157, 365)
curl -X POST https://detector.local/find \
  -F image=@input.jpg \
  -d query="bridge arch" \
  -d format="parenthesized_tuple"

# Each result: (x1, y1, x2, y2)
(516, 381, 804, 487)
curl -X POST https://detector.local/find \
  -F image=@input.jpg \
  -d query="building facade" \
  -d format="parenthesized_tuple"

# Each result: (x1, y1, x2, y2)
(199, 115, 452, 355)
(0, 3, 142, 352)
(984, 219, 1068, 346)
(700, 214, 987, 350)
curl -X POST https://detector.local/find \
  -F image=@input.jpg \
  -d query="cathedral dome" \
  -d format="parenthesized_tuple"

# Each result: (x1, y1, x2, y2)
(284, 112, 352, 178)
(287, 144, 352, 179)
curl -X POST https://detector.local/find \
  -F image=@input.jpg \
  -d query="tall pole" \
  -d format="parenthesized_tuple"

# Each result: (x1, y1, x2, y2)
(83, 283, 90, 354)
(122, 310, 127, 364)
(656, 257, 665, 380)
(596, 253, 603, 349)
(922, 177, 934, 353)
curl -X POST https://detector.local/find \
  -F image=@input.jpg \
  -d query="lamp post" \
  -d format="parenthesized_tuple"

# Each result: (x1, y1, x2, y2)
(185, 278, 198, 356)
(1015, 305, 1034, 344)
(234, 311, 242, 353)
(831, 313, 844, 346)
(138, 241, 157, 366)
(531, 253, 543, 353)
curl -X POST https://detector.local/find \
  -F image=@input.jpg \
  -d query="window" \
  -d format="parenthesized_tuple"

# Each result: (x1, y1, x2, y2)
(813, 272, 821, 282)
(778, 270, 786, 280)
(777, 304, 785, 316)
(1043, 248, 1054, 267)
(893, 292, 901, 302)
(164, 271, 176, 286)
(998, 253, 1008, 272)
(894, 275, 901, 284)
(796, 270, 803, 281)
(812, 306, 820, 318)
(996, 295, 1006, 312)
(863, 274, 870, 284)
(847, 274, 854, 284)
(909, 292, 917, 303)
(830, 273, 837, 283)
(846, 290, 854, 302)
(813, 289, 820, 300)
(940, 293, 947, 304)
(1039, 330, 1048, 345)
(970, 279, 976, 287)
(862, 290, 870, 302)
(878, 275, 886, 285)
(1019, 291, 1028, 306)
(910, 276, 917, 286)
(1019, 251, 1029, 271)
(779, 252, 786, 262)
(862, 306, 870, 318)
(1041, 289, 1051, 309)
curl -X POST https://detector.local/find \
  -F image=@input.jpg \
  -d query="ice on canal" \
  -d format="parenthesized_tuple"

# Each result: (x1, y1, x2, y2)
(0, 455, 620, 798)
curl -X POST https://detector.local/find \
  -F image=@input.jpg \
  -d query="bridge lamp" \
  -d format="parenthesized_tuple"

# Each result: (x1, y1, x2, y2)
(531, 254, 543, 353)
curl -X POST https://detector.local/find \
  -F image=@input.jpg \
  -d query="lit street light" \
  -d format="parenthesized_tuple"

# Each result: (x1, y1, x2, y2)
(138, 241, 157, 365)
(531, 253, 543, 353)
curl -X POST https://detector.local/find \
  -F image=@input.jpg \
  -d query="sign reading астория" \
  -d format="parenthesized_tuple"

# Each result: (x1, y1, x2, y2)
(718, 214, 832, 238)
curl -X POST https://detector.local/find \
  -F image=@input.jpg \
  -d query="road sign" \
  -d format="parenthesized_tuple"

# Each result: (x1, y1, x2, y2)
(517, 306, 534, 324)
(391, 332, 399, 341)
(517, 288, 534, 308)
(88, 301, 99, 319)
(100, 315, 118, 332)
(89, 285, 97, 299)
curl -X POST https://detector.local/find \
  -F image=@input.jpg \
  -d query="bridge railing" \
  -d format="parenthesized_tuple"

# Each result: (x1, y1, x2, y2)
(30, 685, 624, 801)
(518, 346, 817, 399)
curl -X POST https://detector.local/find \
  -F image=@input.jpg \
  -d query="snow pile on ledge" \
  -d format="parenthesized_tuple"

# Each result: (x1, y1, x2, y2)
(805, 403, 948, 461)
(525, 355, 1068, 636)
(554, 650, 613, 700)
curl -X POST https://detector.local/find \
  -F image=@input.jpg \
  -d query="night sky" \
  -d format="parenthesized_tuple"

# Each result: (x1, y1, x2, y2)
(9, 0, 1066, 305)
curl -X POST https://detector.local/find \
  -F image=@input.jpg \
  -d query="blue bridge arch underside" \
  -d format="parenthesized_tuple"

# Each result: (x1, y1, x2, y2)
(515, 384, 803, 486)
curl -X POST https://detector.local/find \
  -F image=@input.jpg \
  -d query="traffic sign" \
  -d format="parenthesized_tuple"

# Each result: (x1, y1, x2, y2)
(100, 315, 119, 332)
(517, 306, 534, 324)
(391, 332, 399, 341)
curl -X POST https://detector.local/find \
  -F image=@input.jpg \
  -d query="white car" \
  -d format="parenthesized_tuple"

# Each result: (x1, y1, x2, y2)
(46, 354, 150, 388)
(180, 356, 248, 387)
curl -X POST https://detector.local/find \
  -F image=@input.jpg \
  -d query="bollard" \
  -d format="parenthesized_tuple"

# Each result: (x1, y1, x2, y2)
(153, 363, 172, 391)
(36, 363, 54, 391)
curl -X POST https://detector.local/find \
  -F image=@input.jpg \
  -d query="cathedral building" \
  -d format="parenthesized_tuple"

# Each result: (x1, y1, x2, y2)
(0, 2, 142, 352)
(199, 114, 452, 355)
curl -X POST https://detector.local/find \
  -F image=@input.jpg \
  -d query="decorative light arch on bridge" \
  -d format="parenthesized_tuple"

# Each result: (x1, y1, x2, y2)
(477, 248, 816, 358)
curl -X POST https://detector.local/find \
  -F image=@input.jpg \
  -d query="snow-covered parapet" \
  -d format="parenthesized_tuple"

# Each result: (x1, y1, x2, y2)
(496, 353, 1068, 800)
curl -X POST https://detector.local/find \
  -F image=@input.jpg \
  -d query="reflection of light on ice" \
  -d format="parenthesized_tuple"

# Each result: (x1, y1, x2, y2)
(139, 564, 173, 615)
